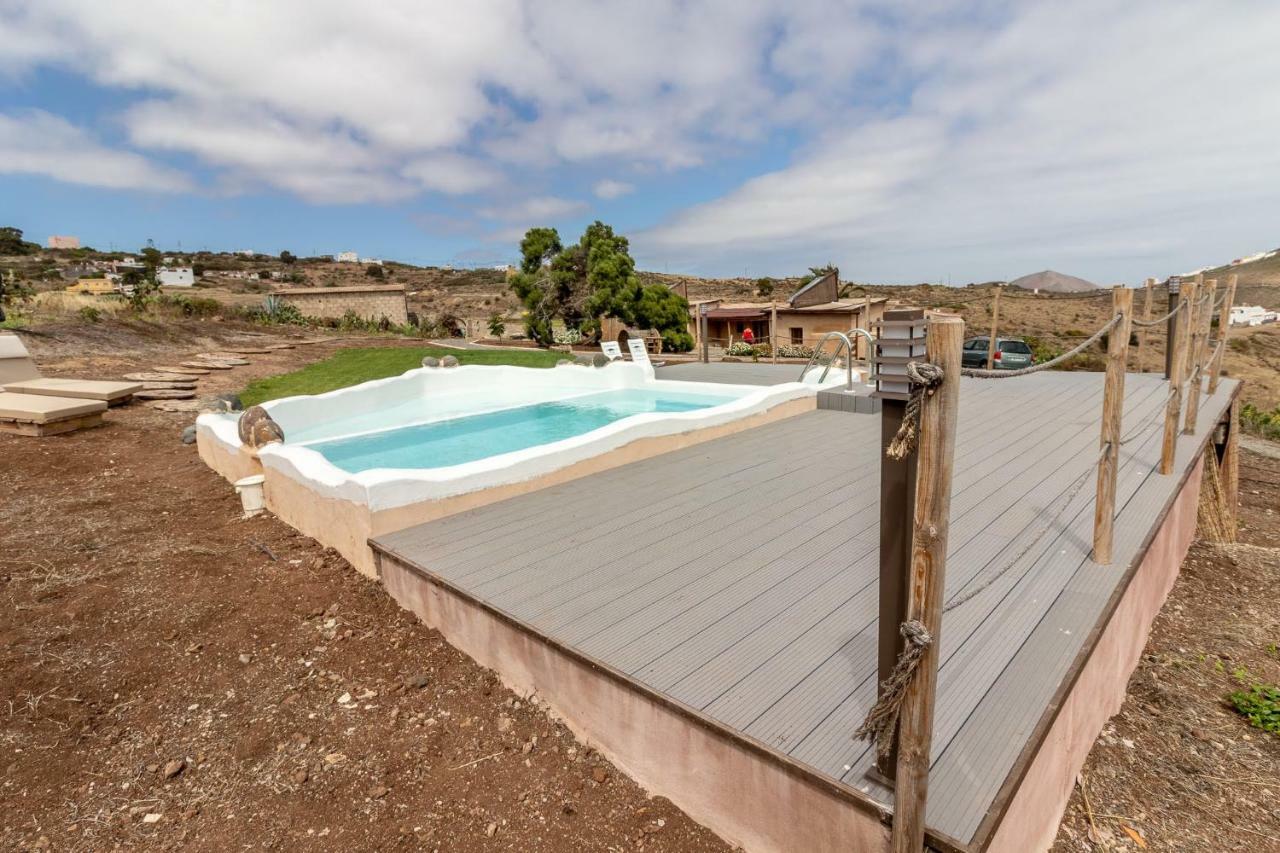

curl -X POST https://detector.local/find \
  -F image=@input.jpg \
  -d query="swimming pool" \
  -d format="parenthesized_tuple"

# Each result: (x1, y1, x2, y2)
(307, 388, 737, 473)
(197, 359, 841, 576)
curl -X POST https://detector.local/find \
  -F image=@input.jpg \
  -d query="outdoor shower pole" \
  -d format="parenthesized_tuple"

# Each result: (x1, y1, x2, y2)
(872, 307, 925, 780)
(1164, 275, 1181, 379)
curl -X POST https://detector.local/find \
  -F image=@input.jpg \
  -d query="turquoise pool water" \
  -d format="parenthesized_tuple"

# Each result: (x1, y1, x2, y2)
(308, 388, 738, 473)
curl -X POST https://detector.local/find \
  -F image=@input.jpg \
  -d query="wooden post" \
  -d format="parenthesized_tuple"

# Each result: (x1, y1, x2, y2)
(1138, 278, 1154, 372)
(1160, 281, 1195, 474)
(771, 301, 778, 364)
(1208, 274, 1237, 395)
(1222, 397, 1240, 538)
(891, 314, 963, 853)
(1092, 286, 1133, 564)
(699, 306, 709, 364)
(986, 284, 1002, 368)
(863, 292, 872, 359)
(1184, 278, 1216, 435)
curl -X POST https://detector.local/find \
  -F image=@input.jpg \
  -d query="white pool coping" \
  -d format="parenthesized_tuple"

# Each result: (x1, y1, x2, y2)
(198, 361, 843, 512)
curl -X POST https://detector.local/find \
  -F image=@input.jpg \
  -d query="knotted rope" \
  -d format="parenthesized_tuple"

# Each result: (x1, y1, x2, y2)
(854, 620, 933, 762)
(885, 361, 945, 460)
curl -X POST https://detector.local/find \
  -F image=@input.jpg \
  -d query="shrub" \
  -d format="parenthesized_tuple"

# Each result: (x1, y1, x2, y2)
(1229, 683, 1280, 733)
(78, 304, 102, 323)
(776, 343, 816, 359)
(727, 341, 756, 356)
(257, 295, 305, 326)
(554, 327, 583, 345)
(1241, 403, 1280, 441)
(1229, 337, 1251, 354)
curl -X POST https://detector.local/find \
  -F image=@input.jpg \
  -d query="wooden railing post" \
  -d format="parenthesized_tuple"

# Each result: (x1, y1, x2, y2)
(1138, 278, 1154, 372)
(770, 301, 778, 364)
(892, 314, 963, 853)
(1092, 286, 1133, 564)
(1161, 281, 1195, 474)
(986, 284, 1002, 369)
(1208, 274, 1237, 395)
(872, 308, 927, 779)
(1184, 278, 1216, 434)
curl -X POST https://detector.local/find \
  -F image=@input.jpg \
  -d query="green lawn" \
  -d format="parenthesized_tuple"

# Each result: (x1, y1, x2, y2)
(239, 345, 565, 406)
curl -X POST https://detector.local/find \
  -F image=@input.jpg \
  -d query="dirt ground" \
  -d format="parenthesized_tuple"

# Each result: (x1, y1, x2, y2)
(1053, 450, 1280, 851)
(1, 327, 729, 852)
(3, 322, 1278, 852)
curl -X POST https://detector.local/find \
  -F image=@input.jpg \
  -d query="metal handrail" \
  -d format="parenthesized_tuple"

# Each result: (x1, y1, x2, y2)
(799, 331, 855, 390)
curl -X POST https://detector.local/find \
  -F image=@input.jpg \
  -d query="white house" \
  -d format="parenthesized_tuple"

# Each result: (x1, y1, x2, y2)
(336, 251, 359, 263)
(158, 266, 195, 287)
(359, 257, 383, 266)
(1230, 305, 1277, 327)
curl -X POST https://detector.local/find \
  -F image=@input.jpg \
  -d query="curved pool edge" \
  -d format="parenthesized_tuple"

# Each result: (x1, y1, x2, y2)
(196, 361, 843, 577)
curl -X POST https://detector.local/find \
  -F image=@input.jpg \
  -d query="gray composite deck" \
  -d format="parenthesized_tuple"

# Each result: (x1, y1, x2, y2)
(372, 371, 1237, 844)
(655, 361, 810, 385)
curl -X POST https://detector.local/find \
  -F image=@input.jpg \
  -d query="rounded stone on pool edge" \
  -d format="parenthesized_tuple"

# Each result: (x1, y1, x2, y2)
(574, 355, 593, 366)
(441, 355, 459, 368)
(591, 353, 610, 368)
(556, 358, 574, 367)
(421, 356, 440, 368)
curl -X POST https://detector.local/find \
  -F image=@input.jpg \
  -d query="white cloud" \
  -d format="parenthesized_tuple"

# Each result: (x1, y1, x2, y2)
(478, 195, 587, 222)
(0, 109, 191, 192)
(593, 179, 634, 200)
(642, 1, 1280, 282)
(0, 1, 886, 205)
(402, 154, 502, 195)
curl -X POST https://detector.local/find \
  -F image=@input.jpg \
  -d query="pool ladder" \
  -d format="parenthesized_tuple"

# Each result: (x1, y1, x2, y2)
(798, 328, 876, 391)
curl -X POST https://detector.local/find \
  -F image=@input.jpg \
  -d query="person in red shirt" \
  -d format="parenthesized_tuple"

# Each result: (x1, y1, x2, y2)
(741, 327, 755, 345)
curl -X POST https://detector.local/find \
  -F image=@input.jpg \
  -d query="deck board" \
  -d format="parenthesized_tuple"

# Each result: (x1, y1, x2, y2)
(372, 370, 1237, 844)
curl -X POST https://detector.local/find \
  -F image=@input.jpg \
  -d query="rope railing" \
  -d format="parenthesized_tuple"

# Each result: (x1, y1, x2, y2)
(1131, 300, 1185, 327)
(959, 313, 1122, 378)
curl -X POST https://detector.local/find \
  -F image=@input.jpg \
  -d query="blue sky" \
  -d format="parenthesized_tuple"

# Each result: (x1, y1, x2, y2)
(2, 1, 1279, 283)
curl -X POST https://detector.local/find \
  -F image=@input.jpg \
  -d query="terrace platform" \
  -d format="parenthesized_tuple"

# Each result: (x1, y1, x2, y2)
(371, 371, 1239, 852)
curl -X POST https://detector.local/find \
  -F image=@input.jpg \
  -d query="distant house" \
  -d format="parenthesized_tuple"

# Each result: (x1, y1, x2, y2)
(235, 249, 256, 257)
(336, 251, 359, 263)
(1230, 305, 1277, 327)
(47, 235, 81, 249)
(688, 269, 887, 357)
(359, 257, 383, 266)
(158, 266, 195, 287)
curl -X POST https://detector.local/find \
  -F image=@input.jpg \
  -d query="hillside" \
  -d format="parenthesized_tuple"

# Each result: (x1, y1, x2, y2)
(1007, 270, 1100, 293)
(1198, 252, 1280, 310)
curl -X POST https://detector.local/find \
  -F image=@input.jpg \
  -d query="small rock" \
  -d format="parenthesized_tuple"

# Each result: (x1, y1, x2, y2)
(239, 653, 252, 665)
(370, 785, 389, 799)
(522, 741, 534, 755)
(146, 763, 159, 773)
(405, 673, 430, 690)
(292, 767, 309, 785)
(591, 353, 610, 368)
(496, 715, 513, 733)
(421, 356, 440, 368)
(163, 759, 186, 779)
(441, 355, 460, 368)
(337, 691, 353, 705)
(485, 822, 498, 837)
(592, 766, 609, 784)
(142, 813, 162, 824)
(557, 359, 574, 367)
(181, 425, 197, 445)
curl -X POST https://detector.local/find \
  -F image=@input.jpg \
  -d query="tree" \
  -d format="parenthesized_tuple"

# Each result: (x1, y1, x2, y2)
(366, 264, 385, 279)
(755, 277, 775, 298)
(280, 250, 297, 265)
(507, 221, 692, 351)
(0, 227, 37, 256)
(488, 313, 506, 338)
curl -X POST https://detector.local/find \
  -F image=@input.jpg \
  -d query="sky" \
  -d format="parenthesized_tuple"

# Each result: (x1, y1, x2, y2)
(1, 0, 1278, 284)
